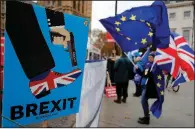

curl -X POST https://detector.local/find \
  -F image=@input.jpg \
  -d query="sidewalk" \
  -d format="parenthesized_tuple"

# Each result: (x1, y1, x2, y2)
(27, 115, 75, 128)
(99, 81, 194, 127)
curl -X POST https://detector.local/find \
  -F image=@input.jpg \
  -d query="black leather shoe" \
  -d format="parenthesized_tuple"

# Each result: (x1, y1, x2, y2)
(137, 117, 150, 125)
(114, 99, 121, 104)
(122, 98, 127, 103)
(138, 117, 145, 121)
(133, 93, 140, 97)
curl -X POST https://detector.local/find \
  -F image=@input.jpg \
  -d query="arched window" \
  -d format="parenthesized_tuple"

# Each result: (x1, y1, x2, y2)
(52, 1, 55, 5)
(82, 1, 84, 13)
(73, 1, 76, 9)
(58, 1, 61, 6)
(78, 1, 80, 11)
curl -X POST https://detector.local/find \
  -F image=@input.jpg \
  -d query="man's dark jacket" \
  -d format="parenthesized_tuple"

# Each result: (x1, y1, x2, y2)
(114, 56, 134, 83)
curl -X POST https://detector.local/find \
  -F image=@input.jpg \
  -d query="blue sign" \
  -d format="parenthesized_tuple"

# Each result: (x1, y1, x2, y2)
(2, 1, 89, 127)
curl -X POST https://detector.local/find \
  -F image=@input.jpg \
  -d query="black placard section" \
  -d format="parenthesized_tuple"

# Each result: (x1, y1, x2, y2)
(6, 1, 55, 79)
(45, 8, 65, 27)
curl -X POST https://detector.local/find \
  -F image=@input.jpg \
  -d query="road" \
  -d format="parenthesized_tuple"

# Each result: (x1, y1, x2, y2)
(99, 81, 194, 127)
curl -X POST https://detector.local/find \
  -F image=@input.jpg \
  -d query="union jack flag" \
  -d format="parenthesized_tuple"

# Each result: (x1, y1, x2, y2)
(29, 69, 82, 98)
(171, 32, 194, 87)
(154, 32, 194, 87)
(153, 36, 180, 78)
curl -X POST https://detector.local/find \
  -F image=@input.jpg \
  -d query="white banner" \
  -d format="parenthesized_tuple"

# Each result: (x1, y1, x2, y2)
(76, 61, 107, 127)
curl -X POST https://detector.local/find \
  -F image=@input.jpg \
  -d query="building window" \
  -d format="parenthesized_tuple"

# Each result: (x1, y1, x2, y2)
(169, 12, 176, 19)
(184, 11, 191, 18)
(58, 1, 61, 6)
(1, 22, 4, 29)
(183, 29, 190, 42)
(176, 0, 184, 2)
(170, 1, 176, 4)
(164, 0, 170, 4)
(2, 4, 4, 11)
(73, 1, 76, 9)
(171, 28, 176, 32)
(52, 1, 55, 5)
(78, 1, 80, 11)
(82, 1, 84, 13)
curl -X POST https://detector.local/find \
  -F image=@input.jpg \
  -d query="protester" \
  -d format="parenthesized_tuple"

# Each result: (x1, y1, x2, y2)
(135, 52, 158, 125)
(113, 52, 133, 104)
(132, 52, 143, 97)
(107, 57, 115, 85)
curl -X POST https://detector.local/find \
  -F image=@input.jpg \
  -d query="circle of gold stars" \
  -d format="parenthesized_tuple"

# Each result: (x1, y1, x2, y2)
(113, 14, 154, 46)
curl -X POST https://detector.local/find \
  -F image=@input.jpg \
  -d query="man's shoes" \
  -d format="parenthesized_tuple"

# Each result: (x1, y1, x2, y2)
(133, 93, 141, 97)
(114, 99, 121, 104)
(137, 116, 150, 125)
(122, 98, 127, 103)
(138, 117, 145, 121)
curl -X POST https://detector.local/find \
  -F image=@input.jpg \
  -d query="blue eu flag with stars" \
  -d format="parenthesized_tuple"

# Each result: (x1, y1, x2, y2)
(100, 1, 170, 52)
(150, 63, 165, 118)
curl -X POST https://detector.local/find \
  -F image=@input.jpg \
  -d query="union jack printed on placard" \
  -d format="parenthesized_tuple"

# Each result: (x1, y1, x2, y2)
(29, 69, 82, 98)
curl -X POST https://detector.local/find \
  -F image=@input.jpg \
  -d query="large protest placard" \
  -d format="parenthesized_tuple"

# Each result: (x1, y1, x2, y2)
(76, 60, 107, 127)
(2, 1, 89, 127)
(0, 37, 4, 127)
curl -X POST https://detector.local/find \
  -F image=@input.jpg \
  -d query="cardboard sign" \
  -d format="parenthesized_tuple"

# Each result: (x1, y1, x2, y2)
(2, 1, 89, 127)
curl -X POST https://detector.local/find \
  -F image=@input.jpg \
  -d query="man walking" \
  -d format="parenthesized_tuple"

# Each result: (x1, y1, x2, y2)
(113, 52, 133, 103)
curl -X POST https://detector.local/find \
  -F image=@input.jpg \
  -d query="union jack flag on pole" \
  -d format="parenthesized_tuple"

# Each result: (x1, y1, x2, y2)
(171, 32, 194, 87)
(154, 32, 194, 87)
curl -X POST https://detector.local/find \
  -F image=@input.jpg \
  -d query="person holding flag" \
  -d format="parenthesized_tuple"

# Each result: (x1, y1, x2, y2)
(132, 52, 143, 97)
(135, 52, 157, 124)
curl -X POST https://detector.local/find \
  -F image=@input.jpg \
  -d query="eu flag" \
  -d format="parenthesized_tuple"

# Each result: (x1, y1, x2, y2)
(150, 63, 165, 118)
(141, 48, 150, 65)
(100, 1, 170, 52)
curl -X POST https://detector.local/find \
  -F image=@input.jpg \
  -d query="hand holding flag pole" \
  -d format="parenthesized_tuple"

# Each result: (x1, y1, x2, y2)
(125, 52, 135, 66)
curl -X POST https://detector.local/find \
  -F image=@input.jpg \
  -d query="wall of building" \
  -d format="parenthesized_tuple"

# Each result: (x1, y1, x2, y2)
(0, 1, 6, 37)
(0, 1, 92, 37)
(38, 1, 92, 19)
(167, 1, 194, 49)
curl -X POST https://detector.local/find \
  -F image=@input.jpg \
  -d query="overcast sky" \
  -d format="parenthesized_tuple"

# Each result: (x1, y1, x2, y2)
(91, 1, 154, 31)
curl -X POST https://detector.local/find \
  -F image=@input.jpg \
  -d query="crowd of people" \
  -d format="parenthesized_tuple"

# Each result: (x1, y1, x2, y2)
(104, 47, 171, 125)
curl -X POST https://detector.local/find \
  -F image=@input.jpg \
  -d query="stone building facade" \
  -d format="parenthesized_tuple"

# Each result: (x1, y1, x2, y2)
(165, 1, 194, 49)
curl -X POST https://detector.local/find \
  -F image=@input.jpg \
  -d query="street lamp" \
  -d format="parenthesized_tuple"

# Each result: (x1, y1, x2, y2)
(115, 0, 118, 16)
(114, 0, 118, 56)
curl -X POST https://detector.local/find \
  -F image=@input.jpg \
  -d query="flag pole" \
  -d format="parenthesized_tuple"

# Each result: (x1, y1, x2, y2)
(115, 0, 118, 16)
(113, 0, 118, 57)
(114, 0, 135, 66)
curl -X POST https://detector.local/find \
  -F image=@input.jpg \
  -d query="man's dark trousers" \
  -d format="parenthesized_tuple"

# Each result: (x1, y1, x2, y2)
(116, 82, 129, 99)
